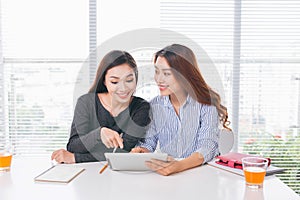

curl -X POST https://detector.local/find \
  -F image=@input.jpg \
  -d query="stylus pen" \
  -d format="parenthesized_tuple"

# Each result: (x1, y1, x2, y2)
(99, 133, 123, 174)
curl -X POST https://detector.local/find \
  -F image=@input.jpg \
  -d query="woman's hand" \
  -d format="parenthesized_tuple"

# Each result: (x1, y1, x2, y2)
(130, 146, 150, 153)
(51, 149, 75, 164)
(145, 156, 181, 176)
(100, 127, 123, 149)
(145, 153, 204, 176)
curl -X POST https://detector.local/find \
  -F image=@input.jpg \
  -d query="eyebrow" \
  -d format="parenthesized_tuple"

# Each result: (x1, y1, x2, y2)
(109, 74, 134, 79)
(154, 66, 172, 71)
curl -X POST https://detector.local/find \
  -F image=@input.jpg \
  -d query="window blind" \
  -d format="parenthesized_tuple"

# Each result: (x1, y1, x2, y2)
(3, 60, 83, 155)
(160, 0, 234, 117)
(239, 0, 300, 194)
(0, 0, 5, 142)
(0, 0, 90, 155)
(160, 0, 299, 194)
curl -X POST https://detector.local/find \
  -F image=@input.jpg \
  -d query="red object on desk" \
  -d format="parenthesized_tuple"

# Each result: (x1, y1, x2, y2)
(215, 152, 271, 169)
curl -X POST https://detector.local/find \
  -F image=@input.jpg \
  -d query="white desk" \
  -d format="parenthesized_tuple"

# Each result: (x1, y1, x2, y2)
(0, 157, 299, 200)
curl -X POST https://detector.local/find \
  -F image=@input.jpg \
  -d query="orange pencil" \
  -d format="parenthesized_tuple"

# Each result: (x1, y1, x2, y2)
(99, 163, 109, 174)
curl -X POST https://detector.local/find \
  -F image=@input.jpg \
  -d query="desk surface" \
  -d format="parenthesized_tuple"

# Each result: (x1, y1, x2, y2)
(0, 157, 299, 200)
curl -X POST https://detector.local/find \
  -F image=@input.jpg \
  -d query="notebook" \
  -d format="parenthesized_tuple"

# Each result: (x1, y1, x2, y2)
(34, 164, 85, 183)
(104, 153, 168, 171)
(207, 159, 285, 176)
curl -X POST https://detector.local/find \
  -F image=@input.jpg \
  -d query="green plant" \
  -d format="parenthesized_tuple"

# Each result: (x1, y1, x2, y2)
(242, 132, 300, 194)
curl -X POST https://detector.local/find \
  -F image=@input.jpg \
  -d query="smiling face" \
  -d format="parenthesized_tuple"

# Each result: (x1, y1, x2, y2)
(154, 56, 184, 96)
(104, 63, 137, 103)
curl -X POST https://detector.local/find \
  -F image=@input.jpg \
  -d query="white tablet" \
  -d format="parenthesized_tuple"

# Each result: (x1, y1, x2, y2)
(104, 153, 168, 171)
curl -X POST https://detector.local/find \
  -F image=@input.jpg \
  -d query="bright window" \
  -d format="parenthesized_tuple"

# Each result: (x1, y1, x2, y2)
(0, 0, 88, 154)
(0, 0, 299, 194)
(160, 0, 300, 194)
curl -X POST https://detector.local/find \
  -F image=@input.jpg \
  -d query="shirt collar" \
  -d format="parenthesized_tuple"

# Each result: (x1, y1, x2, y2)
(185, 95, 193, 104)
(162, 96, 172, 108)
(162, 94, 193, 108)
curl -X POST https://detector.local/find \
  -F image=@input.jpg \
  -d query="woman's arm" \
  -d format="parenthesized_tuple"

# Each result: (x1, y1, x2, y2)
(73, 152, 98, 163)
(67, 95, 102, 153)
(133, 118, 159, 152)
(194, 104, 220, 163)
(51, 148, 98, 163)
(145, 152, 204, 176)
(130, 117, 159, 153)
(116, 98, 152, 151)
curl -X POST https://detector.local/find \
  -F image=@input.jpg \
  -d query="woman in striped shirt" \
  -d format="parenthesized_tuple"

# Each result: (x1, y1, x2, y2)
(131, 44, 230, 175)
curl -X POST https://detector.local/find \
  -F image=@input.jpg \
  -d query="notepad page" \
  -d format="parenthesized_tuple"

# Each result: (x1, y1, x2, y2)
(35, 165, 85, 183)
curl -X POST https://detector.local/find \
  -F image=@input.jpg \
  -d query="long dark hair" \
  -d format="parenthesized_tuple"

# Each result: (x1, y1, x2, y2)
(154, 44, 230, 129)
(89, 50, 138, 93)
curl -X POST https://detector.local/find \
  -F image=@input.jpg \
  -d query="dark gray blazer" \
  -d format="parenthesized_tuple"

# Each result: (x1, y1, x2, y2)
(67, 93, 151, 163)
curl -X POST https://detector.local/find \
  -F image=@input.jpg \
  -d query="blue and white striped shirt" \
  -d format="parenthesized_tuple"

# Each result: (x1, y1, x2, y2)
(138, 95, 220, 163)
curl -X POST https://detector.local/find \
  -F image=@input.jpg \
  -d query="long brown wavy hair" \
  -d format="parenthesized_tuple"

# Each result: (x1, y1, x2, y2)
(154, 44, 230, 130)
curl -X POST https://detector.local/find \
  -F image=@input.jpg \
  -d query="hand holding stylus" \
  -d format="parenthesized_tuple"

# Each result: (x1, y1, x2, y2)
(100, 128, 124, 149)
(99, 133, 123, 174)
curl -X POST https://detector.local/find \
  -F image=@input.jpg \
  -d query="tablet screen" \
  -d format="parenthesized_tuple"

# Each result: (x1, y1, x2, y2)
(104, 153, 168, 171)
